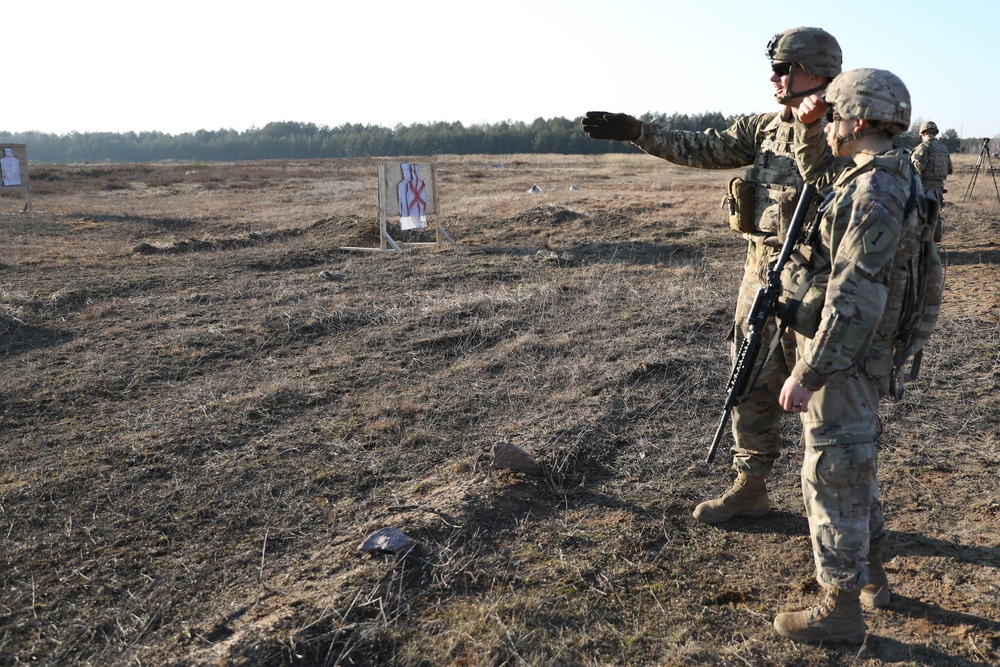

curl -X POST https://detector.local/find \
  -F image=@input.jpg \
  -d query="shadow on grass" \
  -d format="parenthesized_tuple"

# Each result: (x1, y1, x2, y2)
(61, 211, 199, 230)
(0, 317, 73, 359)
(890, 529, 1000, 568)
(467, 241, 705, 267)
(939, 246, 1000, 266)
(709, 508, 811, 537)
(869, 594, 1000, 667)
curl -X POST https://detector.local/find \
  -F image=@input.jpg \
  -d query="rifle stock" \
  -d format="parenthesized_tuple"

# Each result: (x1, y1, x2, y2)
(706, 182, 817, 464)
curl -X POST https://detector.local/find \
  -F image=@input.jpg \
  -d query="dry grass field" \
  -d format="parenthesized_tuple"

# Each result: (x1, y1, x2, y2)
(0, 153, 998, 666)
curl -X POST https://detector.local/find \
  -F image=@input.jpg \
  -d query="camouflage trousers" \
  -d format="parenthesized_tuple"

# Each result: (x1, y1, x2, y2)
(922, 182, 946, 200)
(924, 185, 946, 240)
(799, 365, 885, 591)
(728, 241, 796, 477)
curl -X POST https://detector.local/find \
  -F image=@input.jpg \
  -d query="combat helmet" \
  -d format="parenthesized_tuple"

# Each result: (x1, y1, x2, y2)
(920, 121, 939, 135)
(765, 27, 842, 79)
(825, 68, 911, 136)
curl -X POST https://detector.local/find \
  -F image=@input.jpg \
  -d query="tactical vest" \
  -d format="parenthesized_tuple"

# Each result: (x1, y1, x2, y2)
(724, 114, 803, 240)
(926, 141, 951, 182)
(780, 154, 943, 398)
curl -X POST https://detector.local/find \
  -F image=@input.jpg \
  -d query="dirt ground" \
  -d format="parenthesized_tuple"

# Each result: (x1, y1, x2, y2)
(0, 154, 998, 666)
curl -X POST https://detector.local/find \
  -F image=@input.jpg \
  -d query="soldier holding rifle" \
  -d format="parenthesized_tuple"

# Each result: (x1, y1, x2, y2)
(583, 27, 844, 523)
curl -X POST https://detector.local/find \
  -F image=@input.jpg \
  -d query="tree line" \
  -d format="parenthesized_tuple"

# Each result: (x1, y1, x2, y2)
(0, 114, 979, 163)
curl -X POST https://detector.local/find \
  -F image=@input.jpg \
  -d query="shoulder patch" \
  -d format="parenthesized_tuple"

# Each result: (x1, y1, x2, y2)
(863, 220, 894, 255)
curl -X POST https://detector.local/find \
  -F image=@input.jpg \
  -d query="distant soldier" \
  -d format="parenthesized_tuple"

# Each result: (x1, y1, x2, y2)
(910, 120, 952, 211)
(583, 28, 845, 524)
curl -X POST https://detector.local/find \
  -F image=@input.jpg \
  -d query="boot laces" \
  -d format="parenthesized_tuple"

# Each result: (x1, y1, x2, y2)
(806, 594, 836, 622)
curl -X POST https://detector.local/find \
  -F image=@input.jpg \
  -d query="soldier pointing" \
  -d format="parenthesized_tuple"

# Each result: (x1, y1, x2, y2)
(583, 27, 845, 524)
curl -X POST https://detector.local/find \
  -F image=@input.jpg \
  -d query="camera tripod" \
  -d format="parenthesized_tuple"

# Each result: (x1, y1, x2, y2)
(962, 137, 1000, 205)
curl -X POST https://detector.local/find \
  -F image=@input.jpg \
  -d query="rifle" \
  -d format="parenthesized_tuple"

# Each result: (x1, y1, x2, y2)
(706, 182, 817, 464)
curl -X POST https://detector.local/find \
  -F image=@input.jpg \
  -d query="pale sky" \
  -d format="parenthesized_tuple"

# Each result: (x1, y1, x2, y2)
(7, 1, 996, 140)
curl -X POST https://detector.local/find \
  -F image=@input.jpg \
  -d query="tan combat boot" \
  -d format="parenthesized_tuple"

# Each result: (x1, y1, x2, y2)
(862, 539, 891, 609)
(692, 473, 770, 524)
(773, 587, 867, 645)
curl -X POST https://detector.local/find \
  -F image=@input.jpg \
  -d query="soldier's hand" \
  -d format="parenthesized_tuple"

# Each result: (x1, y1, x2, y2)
(779, 377, 812, 413)
(582, 111, 641, 141)
(796, 94, 828, 125)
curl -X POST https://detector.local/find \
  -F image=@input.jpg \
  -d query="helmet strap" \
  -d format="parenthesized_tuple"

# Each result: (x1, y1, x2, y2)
(832, 122, 885, 155)
(776, 65, 828, 105)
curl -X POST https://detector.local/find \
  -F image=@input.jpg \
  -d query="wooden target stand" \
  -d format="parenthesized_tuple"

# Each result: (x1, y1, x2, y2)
(0, 144, 31, 212)
(341, 161, 455, 253)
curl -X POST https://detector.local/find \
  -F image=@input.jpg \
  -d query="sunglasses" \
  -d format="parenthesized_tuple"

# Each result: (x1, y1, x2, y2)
(771, 62, 794, 77)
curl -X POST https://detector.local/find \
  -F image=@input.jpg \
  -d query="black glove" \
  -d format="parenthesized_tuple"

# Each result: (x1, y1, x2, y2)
(582, 111, 641, 141)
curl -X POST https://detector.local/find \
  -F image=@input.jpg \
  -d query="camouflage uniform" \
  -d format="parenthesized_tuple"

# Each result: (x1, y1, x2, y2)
(791, 121, 915, 591)
(634, 112, 805, 477)
(581, 27, 844, 526)
(910, 136, 952, 199)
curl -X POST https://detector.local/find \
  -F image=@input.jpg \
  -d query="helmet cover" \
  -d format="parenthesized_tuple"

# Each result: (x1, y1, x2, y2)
(766, 27, 843, 79)
(826, 68, 911, 136)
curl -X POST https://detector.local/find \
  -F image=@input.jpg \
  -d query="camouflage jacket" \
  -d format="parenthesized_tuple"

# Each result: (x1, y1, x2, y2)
(791, 132, 913, 391)
(910, 138, 952, 189)
(634, 110, 804, 241)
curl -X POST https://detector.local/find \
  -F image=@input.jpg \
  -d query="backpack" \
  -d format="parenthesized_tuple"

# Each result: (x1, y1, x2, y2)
(868, 156, 943, 399)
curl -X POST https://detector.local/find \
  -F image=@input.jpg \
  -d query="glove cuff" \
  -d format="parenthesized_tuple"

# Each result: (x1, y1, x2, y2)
(634, 121, 651, 145)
